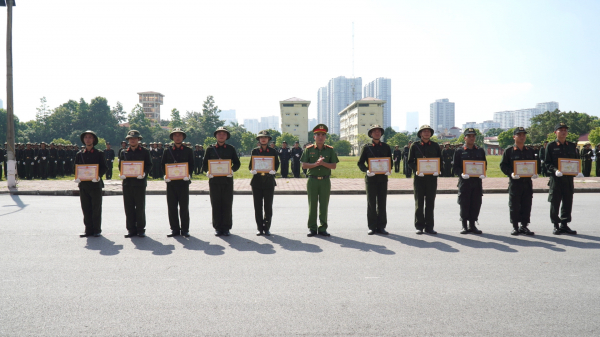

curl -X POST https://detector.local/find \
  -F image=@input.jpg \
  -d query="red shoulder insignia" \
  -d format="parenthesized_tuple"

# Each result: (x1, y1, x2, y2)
(325, 144, 333, 149)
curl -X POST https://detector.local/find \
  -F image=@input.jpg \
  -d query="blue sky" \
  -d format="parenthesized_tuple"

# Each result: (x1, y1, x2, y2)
(0, 0, 598, 130)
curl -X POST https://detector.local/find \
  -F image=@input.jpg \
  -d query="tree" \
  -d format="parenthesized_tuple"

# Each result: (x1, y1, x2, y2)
(383, 127, 396, 142)
(201, 95, 225, 137)
(333, 140, 352, 156)
(498, 128, 532, 148)
(263, 129, 281, 145)
(545, 132, 579, 143)
(111, 101, 127, 124)
(325, 133, 340, 146)
(386, 133, 409, 148)
(276, 132, 299, 147)
(240, 132, 257, 154)
(456, 129, 484, 147)
(51, 138, 72, 145)
(528, 110, 599, 143)
(588, 127, 600, 146)
(485, 128, 504, 137)
(0, 108, 20, 143)
(203, 136, 217, 148)
(169, 108, 184, 128)
(356, 134, 370, 149)
(127, 104, 153, 141)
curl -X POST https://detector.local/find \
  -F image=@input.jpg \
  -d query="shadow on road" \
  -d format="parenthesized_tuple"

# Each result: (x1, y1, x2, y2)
(174, 236, 225, 256)
(263, 235, 323, 253)
(483, 233, 566, 252)
(436, 233, 518, 252)
(130, 236, 175, 255)
(382, 234, 459, 253)
(315, 235, 395, 255)
(0, 194, 29, 217)
(84, 236, 123, 256)
(219, 234, 276, 254)
(574, 234, 600, 242)
(530, 235, 600, 249)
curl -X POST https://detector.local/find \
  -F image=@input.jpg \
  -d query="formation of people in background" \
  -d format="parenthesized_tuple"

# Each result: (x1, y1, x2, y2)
(66, 122, 586, 241)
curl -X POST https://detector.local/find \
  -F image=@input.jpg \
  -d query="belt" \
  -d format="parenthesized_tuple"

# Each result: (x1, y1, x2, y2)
(308, 175, 329, 180)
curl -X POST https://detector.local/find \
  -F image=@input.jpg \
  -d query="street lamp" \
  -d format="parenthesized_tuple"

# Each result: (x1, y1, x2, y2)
(1, 0, 16, 187)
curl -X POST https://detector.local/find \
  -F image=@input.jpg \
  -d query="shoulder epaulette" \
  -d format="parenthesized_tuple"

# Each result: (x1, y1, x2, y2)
(325, 144, 333, 149)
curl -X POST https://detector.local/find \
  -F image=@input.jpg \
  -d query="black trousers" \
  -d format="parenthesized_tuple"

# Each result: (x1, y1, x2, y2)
(442, 161, 452, 177)
(0, 161, 3, 180)
(209, 183, 234, 231)
(252, 185, 274, 230)
(508, 179, 533, 225)
(366, 181, 388, 230)
(48, 160, 55, 178)
(123, 186, 147, 233)
(166, 181, 190, 232)
(292, 159, 301, 178)
(194, 159, 202, 175)
(151, 159, 160, 179)
(105, 160, 113, 180)
(596, 160, 600, 177)
(582, 160, 592, 177)
(548, 177, 574, 224)
(457, 180, 483, 222)
(25, 161, 34, 180)
(394, 159, 400, 173)
(80, 186, 103, 234)
(280, 161, 289, 178)
(404, 161, 412, 178)
(413, 176, 437, 230)
(38, 161, 48, 179)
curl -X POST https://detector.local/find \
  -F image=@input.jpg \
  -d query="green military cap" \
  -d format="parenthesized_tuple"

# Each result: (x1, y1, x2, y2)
(170, 128, 187, 140)
(313, 124, 328, 134)
(367, 124, 384, 138)
(256, 130, 272, 141)
(125, 130, 143, 140)
(463, 128, 476, 136)
(213, 126, 231, 140)
(80, 130, 99, 146)
(554, 122, 569, 131)
(417, 125, 434, 137)
(513, 127, 527, 135)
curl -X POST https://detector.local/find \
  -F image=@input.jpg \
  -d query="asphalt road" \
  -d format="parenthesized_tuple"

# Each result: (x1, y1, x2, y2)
(1, 193, 599, 336)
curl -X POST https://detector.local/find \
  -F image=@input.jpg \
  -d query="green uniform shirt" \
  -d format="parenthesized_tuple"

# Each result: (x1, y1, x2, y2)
(300, 144, 339, 176)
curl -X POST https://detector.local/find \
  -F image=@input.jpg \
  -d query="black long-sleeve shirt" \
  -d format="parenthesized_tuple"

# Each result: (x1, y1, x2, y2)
(118, 146, 152, 187)
(161, 144, 195, 183)
(500, 145, 541, 177)
(75, 147, 108, 189)
(249, 146, 280, 188)
(357, 141, 393, 183)
(202, 143, 241, 185)
(407, 140, 442, 173)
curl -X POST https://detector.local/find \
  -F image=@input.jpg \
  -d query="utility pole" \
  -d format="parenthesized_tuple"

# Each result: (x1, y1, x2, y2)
(2, 0, 16, 187)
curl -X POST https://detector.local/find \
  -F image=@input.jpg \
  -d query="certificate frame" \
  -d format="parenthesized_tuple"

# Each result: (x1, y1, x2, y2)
(463, 160, 486, 177)
(75, 164, 99, 181)
(368, 157, 391, 174)
(417, 158, 440, 175)
(558, 158, 581, 176)
(208, 159, 232, 177)
(120, 160, 145, 177)
(165, 163, 189, 180)
(513, 160, 537, 177)
(251, 156, 275, 173)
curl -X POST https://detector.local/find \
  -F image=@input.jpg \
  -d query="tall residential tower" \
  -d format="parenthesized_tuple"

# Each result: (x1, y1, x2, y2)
(363, 78, 391, 129)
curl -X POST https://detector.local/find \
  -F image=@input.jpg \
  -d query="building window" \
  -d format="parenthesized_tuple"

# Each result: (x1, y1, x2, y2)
(302, 104, 308, 107)
(286, 113, 290, 116)
(294, 113, 299, 116)
(283, 104, 294, 107)
(359, 104, 369, 107)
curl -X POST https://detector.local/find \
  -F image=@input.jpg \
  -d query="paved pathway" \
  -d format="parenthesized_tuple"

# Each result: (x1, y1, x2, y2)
(2, 176, 600, 195)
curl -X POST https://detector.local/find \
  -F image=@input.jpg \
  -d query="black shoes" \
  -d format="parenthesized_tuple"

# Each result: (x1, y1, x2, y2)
(415, 229, 424, 235)
(215, 231, 223, 237)
(137, 232, 146, 238)
(318, 231, 331, 237)
(182, 232, 190, 237)
(559, 224, 577, 235)
(93, 232, 102, 237)
(223, 231, 231, 236)
(167, 231, 180, 237)
(424, 229, 437, 235)
(460, 226, 470, 235)
(377, 229, 389, 235)
(469, 223, 482, 235)
(368, 230, 376, 235)
(124, 231, 137, 238)
(518, 225, 534, 236)
(264, 230, 271, 236)
(256, 230, 264, 236)
(307, 230, 317, 237)
(79, 233, 93, 238)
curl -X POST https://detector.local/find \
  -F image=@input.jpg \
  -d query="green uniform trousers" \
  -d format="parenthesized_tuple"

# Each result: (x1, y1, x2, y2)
(366, 181, 388, 230)
(307, 177, 331, 232)
(80, 186, 103, 235)
(413, 176, 437, 230)
(123, 186, 147, 234)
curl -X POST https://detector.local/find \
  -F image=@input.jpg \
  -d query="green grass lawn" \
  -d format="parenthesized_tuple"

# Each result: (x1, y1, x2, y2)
(41, 155, 529, 181)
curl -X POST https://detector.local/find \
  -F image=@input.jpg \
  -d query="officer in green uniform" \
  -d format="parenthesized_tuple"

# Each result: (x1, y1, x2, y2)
(75, 131, 108, 237)
(249, 130, 280, 235)
(162, 128, 194, 237)
(581, 143, 593, 177)
(453, 128, 487, 234)
(119, 130, 153, 238)
(408, 125, 442, 234)
(539, 141, 548, 177)
(544, 122, 583, 235)
(300, 124, 339, 237)
(357, 125, 392, 235)
(202, 126, 241, 236)
(499, 127, 540, 235)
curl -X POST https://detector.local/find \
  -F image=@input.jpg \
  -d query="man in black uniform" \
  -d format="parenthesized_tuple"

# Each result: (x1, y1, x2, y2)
(150, 142, 161, 179)
(104, 142, 115, 180)
(0, 143, 5, 180)
(196, 145, 204, 175)
(544, 122, 583, 235)
(119, 130, 153, 238)
(581, 143, 593, 177)
(162, 128, 194, 238)
(202, 126, 241, 236)
(117, 141, 127, 159)
(23, 143, 35, 180)
(249, 130, 280, 235)
(75, 131, 108, 237)
(539, 141, 548, 177)
(499, 127, 540, 235)
(393, 145, 402, 173)
(291, 141, 303, 178)
(596, 144, 600, 177)
(278, 141, 291, 178)
(441, 143, 453, 177)
(357, 125, 392, 235)
(453, 128, 487, 234)
(403, 141, 413, 178)
(37, 142, 49, 180)
(408, 126, 441, 234)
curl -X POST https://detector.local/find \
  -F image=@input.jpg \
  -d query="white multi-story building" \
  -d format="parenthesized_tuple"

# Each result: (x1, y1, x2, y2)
(138, 91, 164, 123)
(259, 116, 280, 132)
(308, 118, 317, 131)
(514, 108, 542, 128)
(406, 111, 419, 133)
(363, 78, 391, 129)
(462, 120, 501, 133)
(219, 109, 238, 126)
(317, 87, 328, 125)
(430, 99, 455, 135)
(493, 111, 515, 129)
(326, 76, 362, 135)
(243, 119, 260, 134)
(339, 97, 385, 155)
(536, 101, 559, 114)
(280, 97, 310, 145)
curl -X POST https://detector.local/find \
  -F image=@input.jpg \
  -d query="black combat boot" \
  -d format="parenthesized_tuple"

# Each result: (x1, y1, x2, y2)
(560, 222, 577, 235)
(469, 221, 482, 234)
(553, 223, 561, 235)
(460, 220, 469, 235)
(511, 223, 519, 236)
(518, 223, 534, 235)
